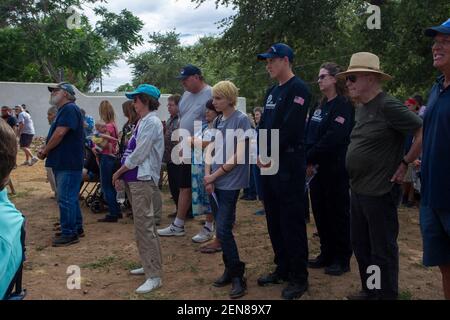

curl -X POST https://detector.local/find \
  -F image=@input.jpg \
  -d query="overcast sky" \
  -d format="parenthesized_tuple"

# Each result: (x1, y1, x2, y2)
(82, 0, 236, 91)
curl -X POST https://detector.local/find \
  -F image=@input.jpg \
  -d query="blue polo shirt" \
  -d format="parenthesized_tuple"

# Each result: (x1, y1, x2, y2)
(0, 189, 24, 299)
(45, 102, 85, 171)
(421, 75, 450, 209)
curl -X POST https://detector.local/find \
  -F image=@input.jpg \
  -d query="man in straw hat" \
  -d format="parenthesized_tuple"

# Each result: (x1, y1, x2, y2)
(421, 18, 450, 300)
(336, 52, 423, 300)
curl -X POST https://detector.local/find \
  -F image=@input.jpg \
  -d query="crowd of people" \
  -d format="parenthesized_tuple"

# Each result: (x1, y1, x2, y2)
(1, 18, 450, 300)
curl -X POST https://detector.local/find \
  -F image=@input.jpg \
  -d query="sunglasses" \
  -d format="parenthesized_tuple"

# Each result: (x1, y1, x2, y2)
(317, 74, 332, 81)
(345, 75, 358, 83)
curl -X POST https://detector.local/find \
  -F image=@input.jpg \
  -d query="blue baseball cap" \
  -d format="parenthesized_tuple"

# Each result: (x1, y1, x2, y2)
(48, 82, 76, 96)
(176, 64, 202, 80)
(425, 18, 450, 37)
(257, 43, 295, 62)
(125, 84, 161, 100)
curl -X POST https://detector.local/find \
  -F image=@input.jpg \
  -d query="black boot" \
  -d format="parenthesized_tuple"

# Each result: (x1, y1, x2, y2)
(229, 262, 247, 299)
(213, 269, 231, 287)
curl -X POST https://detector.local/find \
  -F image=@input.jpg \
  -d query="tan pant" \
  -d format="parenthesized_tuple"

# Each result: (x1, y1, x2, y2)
(125, 181, 162, 224)
(127, 180, 163, 279)
(152, 186, 162, 225)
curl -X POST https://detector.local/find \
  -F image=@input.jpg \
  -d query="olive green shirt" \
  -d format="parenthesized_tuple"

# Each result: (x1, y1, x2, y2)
(346, 92, 422, 196)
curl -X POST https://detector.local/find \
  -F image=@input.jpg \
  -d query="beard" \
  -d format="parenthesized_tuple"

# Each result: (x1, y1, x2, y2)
(49, 93, 63, 106)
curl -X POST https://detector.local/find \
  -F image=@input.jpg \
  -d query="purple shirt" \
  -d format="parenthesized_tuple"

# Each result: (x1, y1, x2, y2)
(121, 125, 139, 182)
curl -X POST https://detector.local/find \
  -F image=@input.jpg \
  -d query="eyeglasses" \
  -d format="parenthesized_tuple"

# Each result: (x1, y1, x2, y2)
(317, 74, 332, 81)
(345, 75, 358, 83)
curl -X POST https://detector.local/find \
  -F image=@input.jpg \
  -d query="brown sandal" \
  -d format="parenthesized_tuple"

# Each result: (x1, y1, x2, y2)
(199, 241, 222, 254)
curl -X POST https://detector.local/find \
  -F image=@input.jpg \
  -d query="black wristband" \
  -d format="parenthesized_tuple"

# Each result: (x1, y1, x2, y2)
(401, 159, 409, 167)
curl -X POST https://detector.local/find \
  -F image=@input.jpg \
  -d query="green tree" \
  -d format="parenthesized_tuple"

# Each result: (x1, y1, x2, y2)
(192, 0, 450, 104)
(128, 31, 240, 96)
(115, 83, 134, 93)
(0, 0, 143, 91)
(128, 31, 186, 94)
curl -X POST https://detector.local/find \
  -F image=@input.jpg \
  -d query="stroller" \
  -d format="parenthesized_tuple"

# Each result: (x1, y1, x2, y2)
(80, 144, 107, 213)
(80, 143, 130, 213)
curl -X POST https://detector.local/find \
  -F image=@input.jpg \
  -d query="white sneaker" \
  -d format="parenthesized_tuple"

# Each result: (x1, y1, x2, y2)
(192, 226, 214, 243)
(21, 160, 31, 166)
(130, 267, 145, 275)
(157, 223, 185, 237)
(135, 277, 162, 294)
(29, 157, 39, 166)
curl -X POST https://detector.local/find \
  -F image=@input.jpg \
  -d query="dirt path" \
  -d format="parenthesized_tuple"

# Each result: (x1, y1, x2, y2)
(8, 152, 443, 300)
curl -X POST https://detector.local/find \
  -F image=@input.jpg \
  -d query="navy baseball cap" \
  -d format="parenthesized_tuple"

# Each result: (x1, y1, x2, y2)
(425, 18, 450, 37)
(176, 64, 202, 80)
(125, 84, 161, 100)
(48, 82, 76, 96)
(257, 43, 294, 62)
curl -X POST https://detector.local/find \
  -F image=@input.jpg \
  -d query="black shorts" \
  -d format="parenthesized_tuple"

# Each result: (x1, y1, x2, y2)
(178, 163, 192, 188)
(19, 134, 34, 148)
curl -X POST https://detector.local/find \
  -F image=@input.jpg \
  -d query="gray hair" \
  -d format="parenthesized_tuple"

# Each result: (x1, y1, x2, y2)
(47, 106, 58, 115)
(66, 92, 76, 102)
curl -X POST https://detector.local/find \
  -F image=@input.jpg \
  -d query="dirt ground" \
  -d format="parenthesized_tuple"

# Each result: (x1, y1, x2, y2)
(7, 151, 444, 300)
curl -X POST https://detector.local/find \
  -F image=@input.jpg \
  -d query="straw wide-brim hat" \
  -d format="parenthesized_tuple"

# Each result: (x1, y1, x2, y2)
(336, 52, 392, 81)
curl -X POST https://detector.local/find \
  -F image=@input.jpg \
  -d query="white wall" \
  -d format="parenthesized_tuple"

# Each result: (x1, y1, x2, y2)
(0, 81, 247, 136)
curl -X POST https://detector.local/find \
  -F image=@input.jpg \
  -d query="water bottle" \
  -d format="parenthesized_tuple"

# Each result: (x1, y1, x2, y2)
(115, 180, 126, 205)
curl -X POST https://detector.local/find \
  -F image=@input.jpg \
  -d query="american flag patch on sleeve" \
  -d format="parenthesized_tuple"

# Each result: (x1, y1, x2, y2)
(294, 96, 305, 106)
(335, 116, 346, 124)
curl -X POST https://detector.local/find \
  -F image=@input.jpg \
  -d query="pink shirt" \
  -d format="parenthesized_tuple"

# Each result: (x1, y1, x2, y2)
(101, 122, 119, 156)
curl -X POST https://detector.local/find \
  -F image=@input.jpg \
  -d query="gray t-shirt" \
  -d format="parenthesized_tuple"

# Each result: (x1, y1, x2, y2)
(179, 85, 212, 135)
(18, 111, 35, 135)
(211, 110, 253, 190)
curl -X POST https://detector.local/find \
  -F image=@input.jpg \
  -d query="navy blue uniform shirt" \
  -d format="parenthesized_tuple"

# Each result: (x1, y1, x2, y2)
(45, 102, 85, 171)
(259, 76, 311, 156)
(305, 95, 354, 166)
(421, 75, 450, 209)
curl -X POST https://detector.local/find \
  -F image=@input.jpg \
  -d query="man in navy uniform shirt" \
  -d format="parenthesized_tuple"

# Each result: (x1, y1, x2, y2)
(255, 43, 311, 300)
(421, 18, 450, 300)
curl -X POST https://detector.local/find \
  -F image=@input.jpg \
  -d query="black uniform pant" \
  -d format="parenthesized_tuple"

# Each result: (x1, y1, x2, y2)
(351, 185, 401, 299)
(262, 152, 309, 284)
(167, 162, 180, 208)
(309, 163, 352, 266)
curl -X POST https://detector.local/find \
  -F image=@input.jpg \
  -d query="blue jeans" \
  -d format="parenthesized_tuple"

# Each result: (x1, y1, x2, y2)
(99, 154, 121, 218)
(243, 165, 257, 199)
(53, 170, 83, 237)
(211, 189, 242, 270)
(253, 164, 263, 201)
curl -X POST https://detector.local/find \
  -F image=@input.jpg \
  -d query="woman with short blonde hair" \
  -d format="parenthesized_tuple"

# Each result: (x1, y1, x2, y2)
(204, 80, 252, 299)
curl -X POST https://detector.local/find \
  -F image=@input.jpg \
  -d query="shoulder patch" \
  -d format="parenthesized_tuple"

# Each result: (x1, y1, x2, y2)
(294, 96, 305, 106)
